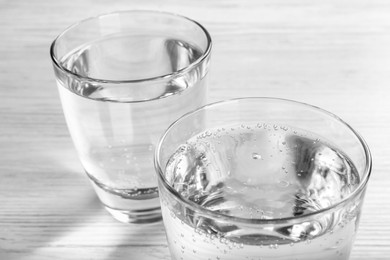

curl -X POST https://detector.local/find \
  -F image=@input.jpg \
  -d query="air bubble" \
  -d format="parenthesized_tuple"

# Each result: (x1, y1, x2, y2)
(252, 153, 262, 160)
(269, 244, 279, 249)
(280, 126, 289, 131)
(278, 180, 290, 187)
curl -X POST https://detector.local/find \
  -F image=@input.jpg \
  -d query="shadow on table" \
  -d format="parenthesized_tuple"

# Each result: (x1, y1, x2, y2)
(0, 144, 171, 260)
(104, 221, 171, 260)
(1, 174, 104, 259)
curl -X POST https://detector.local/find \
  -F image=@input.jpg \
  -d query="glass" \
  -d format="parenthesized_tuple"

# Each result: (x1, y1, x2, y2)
(50, 10, 212, 223)
(155, 97, 371, 259)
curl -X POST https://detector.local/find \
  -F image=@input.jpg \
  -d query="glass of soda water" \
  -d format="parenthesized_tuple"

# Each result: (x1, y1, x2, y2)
(155, 97, 371, 259)
(50, 10, 212, 224)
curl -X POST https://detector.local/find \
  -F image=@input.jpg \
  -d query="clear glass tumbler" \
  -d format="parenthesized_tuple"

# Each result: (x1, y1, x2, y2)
(50, 10, 212, 223)
(155, 98, 371, 259)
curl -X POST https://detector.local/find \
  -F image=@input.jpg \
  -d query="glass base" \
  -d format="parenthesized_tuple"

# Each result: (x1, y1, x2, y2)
(105, 206, 162, 224)
(87, 173, 162, 224)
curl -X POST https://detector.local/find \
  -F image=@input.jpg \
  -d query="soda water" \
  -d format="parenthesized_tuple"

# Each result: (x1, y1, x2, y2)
(56, 34, 207, 219)
(161, 123, 363, 259)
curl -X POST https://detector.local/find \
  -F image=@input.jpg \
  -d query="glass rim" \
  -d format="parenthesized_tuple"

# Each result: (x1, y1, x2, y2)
(50, 10, 212, 84)
(154, 97, 372, 225)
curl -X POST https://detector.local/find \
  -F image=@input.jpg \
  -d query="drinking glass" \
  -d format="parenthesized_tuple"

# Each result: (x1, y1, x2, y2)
(50, 10, 212, 223)
(155, 97, 371, 259)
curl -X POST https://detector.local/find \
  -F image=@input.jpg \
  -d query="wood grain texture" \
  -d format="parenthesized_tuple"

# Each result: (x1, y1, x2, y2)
(1, 0, 389, 259)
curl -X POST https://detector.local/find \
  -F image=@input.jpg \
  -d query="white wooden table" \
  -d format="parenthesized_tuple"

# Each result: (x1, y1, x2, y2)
(1, 0, 389, 259)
